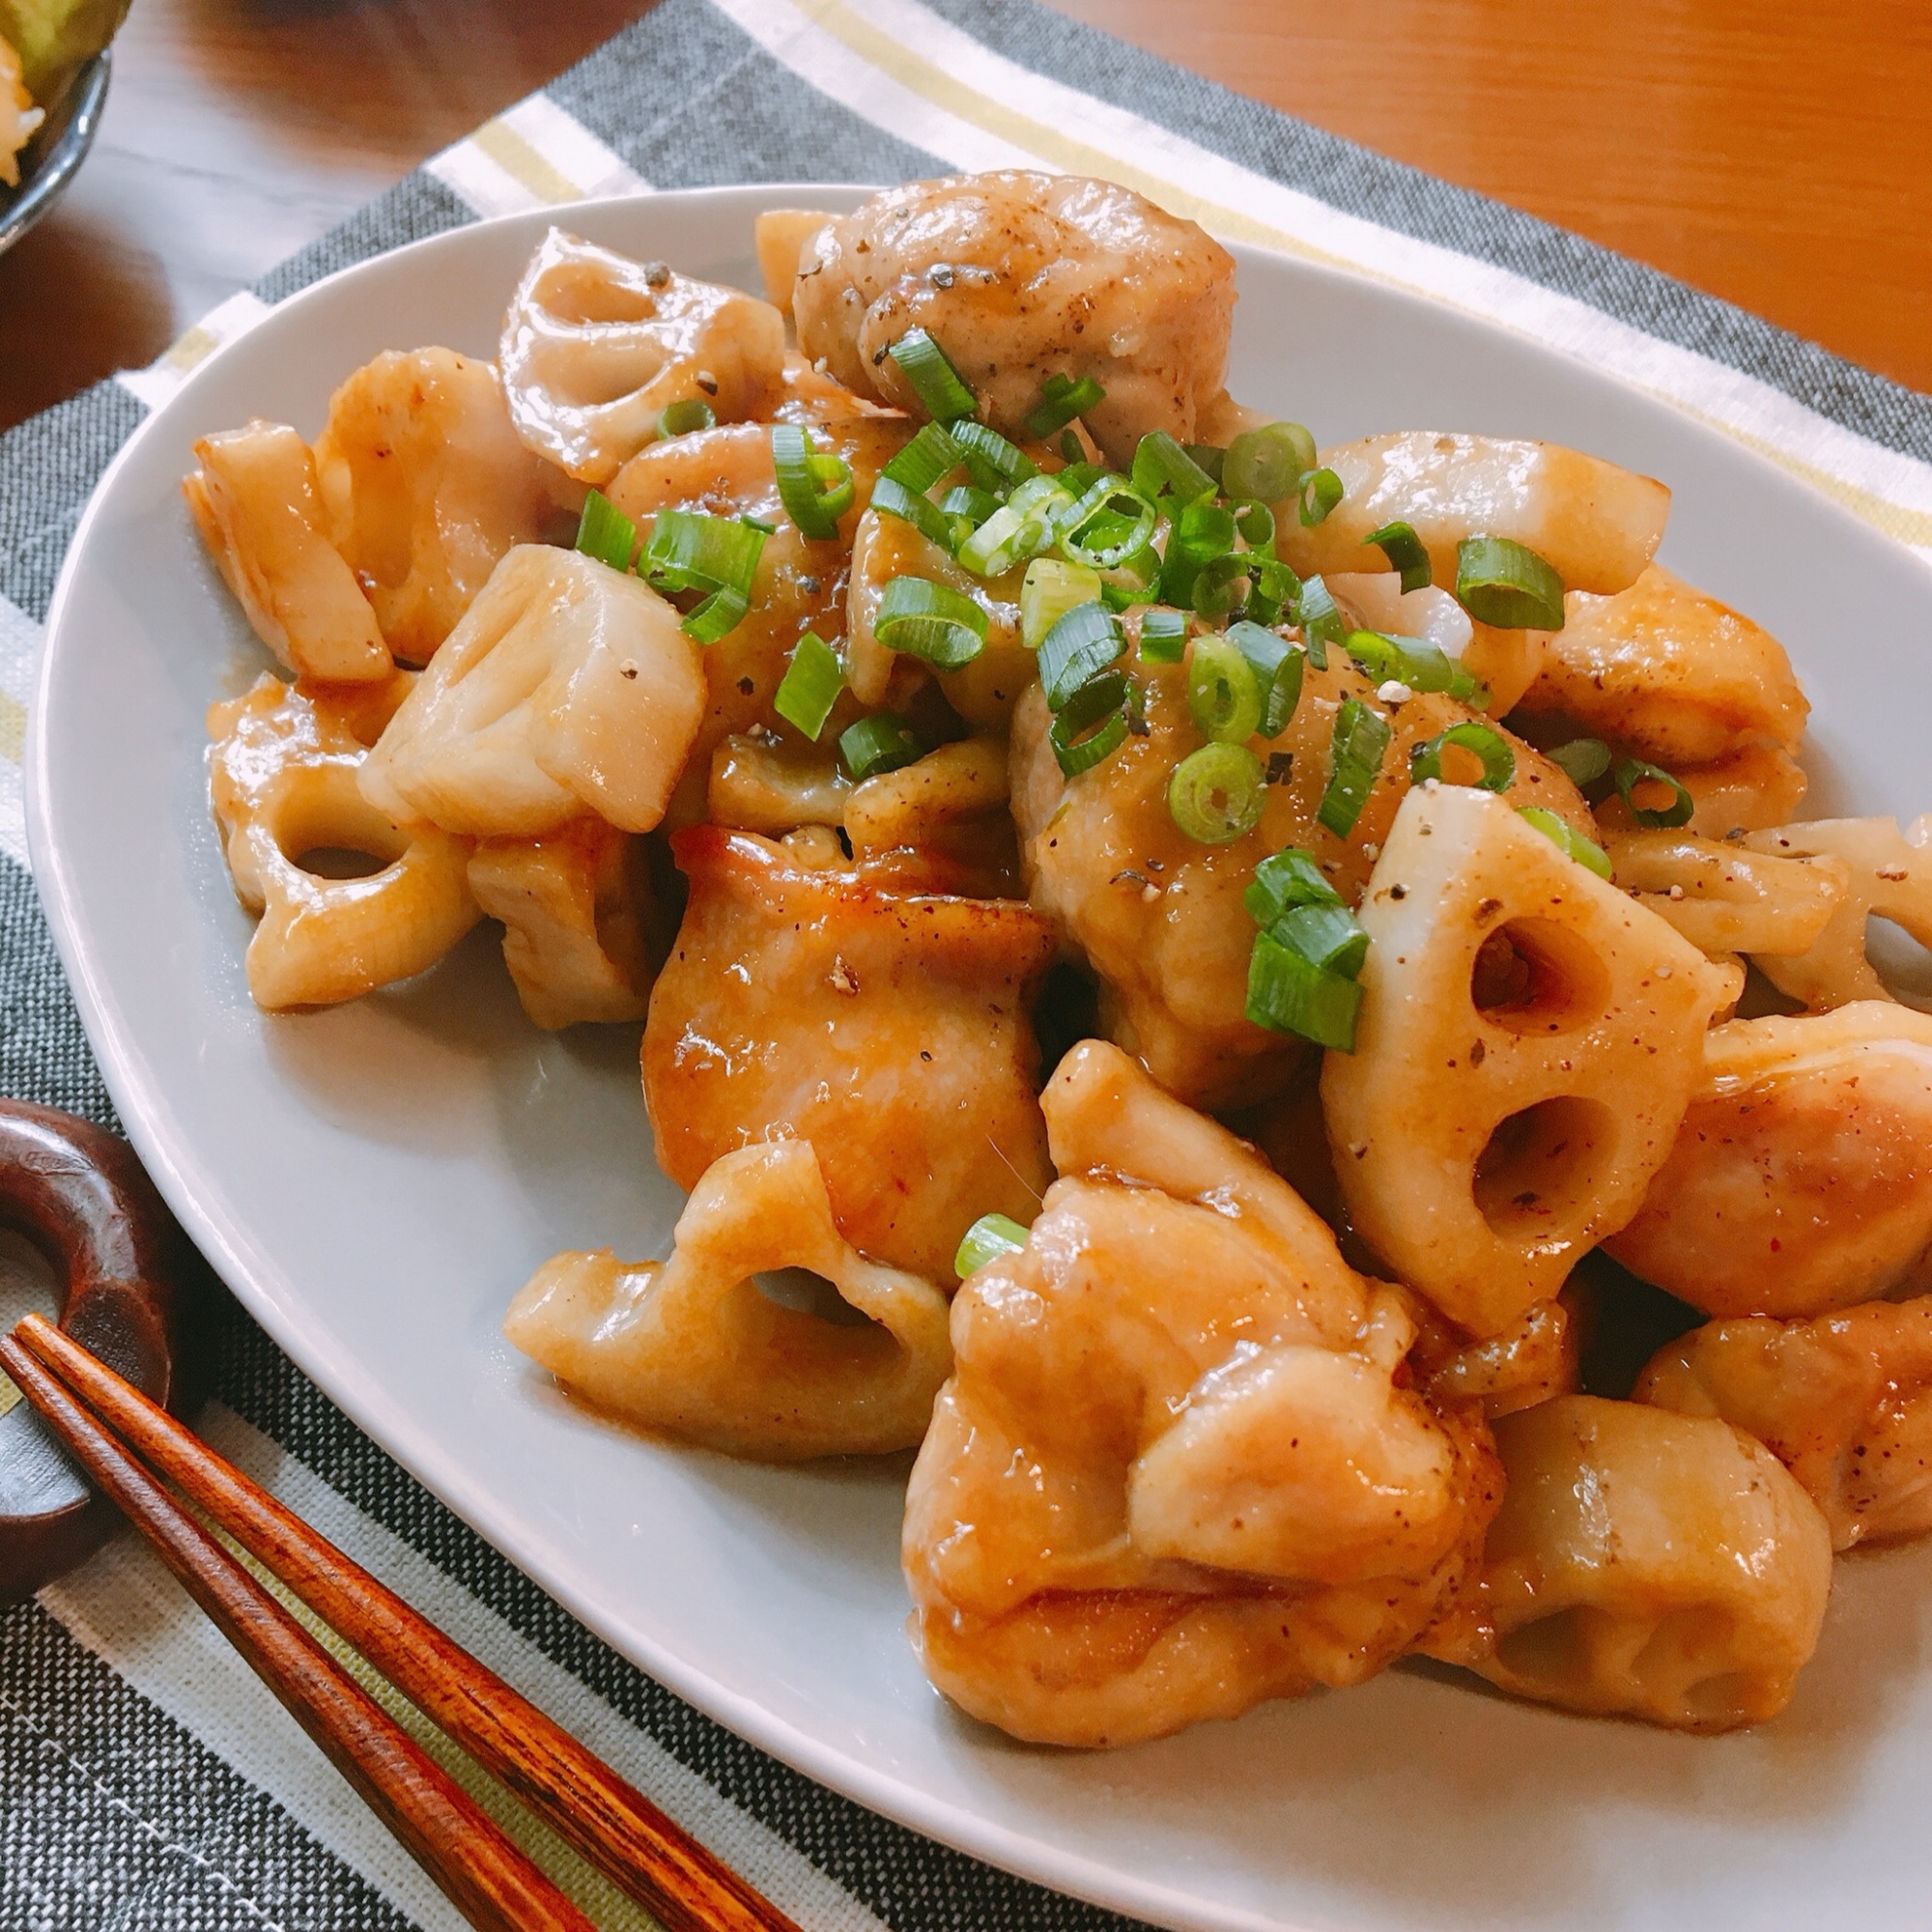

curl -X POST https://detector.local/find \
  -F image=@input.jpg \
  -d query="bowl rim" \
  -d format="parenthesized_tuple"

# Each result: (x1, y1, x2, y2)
(0, 49, 111, 258)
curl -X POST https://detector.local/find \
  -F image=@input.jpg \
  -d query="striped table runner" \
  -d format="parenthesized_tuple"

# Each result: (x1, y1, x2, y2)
(4, 1, 1930, 1925)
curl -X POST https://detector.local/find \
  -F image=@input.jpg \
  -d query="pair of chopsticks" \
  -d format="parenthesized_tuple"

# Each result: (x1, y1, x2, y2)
(2, 1315, 805, 1932)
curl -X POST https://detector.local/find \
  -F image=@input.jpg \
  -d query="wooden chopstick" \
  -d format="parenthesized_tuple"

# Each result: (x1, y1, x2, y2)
(14, 1313, 805, 1932)
(0, 1329, 597, 1932)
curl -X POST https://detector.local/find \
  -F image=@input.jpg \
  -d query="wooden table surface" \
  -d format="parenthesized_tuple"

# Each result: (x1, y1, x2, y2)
(2, 0, 1927, 436)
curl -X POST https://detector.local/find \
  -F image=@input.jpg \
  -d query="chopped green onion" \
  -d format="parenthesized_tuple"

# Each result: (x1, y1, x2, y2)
(880, 421, 966, 495)
(1025, 372, 1107, 440)
(658, 397, 716, 439)
(1188, 634, 1264, 744)
(1234, 499, 1276, 550)
(1295, 574, 1343, 668)
(1245, 845, 1343, 925)
(1319, 697, 1392, 837)
(1059, 477, 1158, 572)
(870, 474, 969, 554)
(1169, 742, 1267, 844)
(1549, 736, 1613, 787)
(957, 473, 1071, 577)
(1021, 557, 1103, 650)
(773, 630, 843, 741)
(1344, 629, 1485, 705)
(887, 327, 977, 421)
(954, 1211, 1030, 1277)
(1410, 720, 1517, 792)
(1192, 552, 1254, 622)
(1060, 429, 1086, 464)
(1050, 670, 1132, 777)
(1298, 467, 1345, 527)
(740, 513, 779, 535)
(1613, 756, 1695, 829)
(1271, 900, 1370, 980)
(641, 506, 765, 641)
(939, 485, 1002, 525)
(1456, 534, 1566, 631)
(1223, 422, 1319, 502)
(1138, 607, 1188, 664)
(1038, 601, 1125, 709)
(1158, 497, 1237, 609)
(1246, 555, 1300, 628)
(1519, 805, 1614, 879)
(574, 489, 637, 572)
(1228, 621, 1305, 737)
(772, 425, 855, 540)
(1055, 460, 1107, 499)
(681, 588, 750, 645)
(839, 712, 924, 781)
(1183, 442, 1228, 486)
(1131, 431, 1218, 507)
(1363, 520, 1432, 593)
(875, 576, 989, 669)
(1246, 925, 1363, 1050)
(951, 419, 1040, 494)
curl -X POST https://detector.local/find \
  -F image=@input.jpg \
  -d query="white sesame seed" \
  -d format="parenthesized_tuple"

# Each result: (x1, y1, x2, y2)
(1377, 680, 1412, 704)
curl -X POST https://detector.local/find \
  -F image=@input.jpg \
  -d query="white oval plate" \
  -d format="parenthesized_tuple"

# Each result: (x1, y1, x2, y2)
(31, 187, 1932, 1932)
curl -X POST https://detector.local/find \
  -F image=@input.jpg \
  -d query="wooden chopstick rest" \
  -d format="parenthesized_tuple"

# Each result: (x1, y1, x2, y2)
(0, 1100, 201, 1604)
(0, 1329, 597, 1932)
(15, 1313, 805, 1932)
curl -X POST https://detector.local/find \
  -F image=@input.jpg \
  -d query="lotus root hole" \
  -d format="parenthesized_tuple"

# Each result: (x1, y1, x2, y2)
(1470, 918, 1611, 1037)
(1472, 1095, 1616, 1239)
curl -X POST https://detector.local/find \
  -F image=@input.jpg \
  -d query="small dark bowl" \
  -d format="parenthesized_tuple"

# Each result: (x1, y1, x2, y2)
(0, 51, 111, 257)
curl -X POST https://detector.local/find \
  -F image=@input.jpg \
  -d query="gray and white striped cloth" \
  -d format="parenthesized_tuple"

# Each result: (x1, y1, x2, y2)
(5, 1, 1932, 1925)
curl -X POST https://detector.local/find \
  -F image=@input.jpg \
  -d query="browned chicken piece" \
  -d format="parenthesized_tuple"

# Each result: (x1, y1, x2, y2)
(642, 827, 1055, 1283)
(792, 172, 1236, 467)
(903, 1039, 1500, 1747)
(1606, 1005, 1932, 1317)
(606, 416, 912, 827)
(1637, 1297, 1932, 1550)
(1010, 627, 1592, 1109)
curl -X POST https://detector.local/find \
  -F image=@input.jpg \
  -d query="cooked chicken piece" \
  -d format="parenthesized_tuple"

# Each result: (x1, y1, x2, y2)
(903, 1039, 1500, 1747)
(1664, 741, 1808, 837)
(773, 348, 896, 426)
(754, 211, 835, 316)
(1277, 433, 1668, 596)
(606, 417, 912, 826)
(1604, 828, 1846, 961)
(1516, 565, 1807, 765)
(792, 172, 1236, 467)
(504, 1139, 952, 1461)
(468, 819, 659, 1029)
(312, 348, 565, 664)
(1422, 1396, 1832, 1730)
(1412, 1292, 1581, 1419)
(499, 229, 788, 487)
(1638, 1296, 1932, 1550)
(1606, 1005, 1932, 1317)
(706, 734, 851, 834)
(183, 421, 390, 684)
(642, 827, 1055, 1282)
(358, 545, 704, 838)
(1011, 626, 1591, 1107)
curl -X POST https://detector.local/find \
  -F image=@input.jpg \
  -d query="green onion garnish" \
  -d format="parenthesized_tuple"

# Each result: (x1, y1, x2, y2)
(880, 421, 966, 496)
(574, 489, 637, 572)
(659, 398, 716, 439)
(874, 575, 989, 670)
(681, 588, 750, 645)
(1025, 372, 1107, 440)
(957, 473, 1071, 577)
(1059, 477, 1157, 572)
(1246, 554, 1300, 628)
(839, 712, 924, 781)
(772, 425, 855, 540)
(1183, 442, 1229, 486)
(1270, 900, 1371, 980)
(1050, 670, 1132, 777)
(1055, 460, 1106, 499)
(1245, 924, 1364, 1050)
(1548, 737, 1612, 787)
(773, 630, 843, 741)
(1223, 422, 1318, 503)
(888, 327, 977, 422)
(954, 1211, 1030, 1278)
(1298, 467, 1345, 528)
(1038, 601, 1125, 709)
(1245, 845, 1342, 925)
(1060, 429, 1085, 464)
(1319, 697, 1392, 837)
(1157, 497, 1237, 609)
(951, 419, 1039, 494)
(1192, 552, 1254, 623)
(640, 507, 766, 642)
(1613, 756, 1695, 829)
(1138, 608, 1187, 664)
(1131, 431, 1218, 507)
(1020, 557, 1103, 650)
(1295, 574, 1343, 668)
(1519, 805, 1613, 879)
(1456, 534, 1566, 631)
(1344, 629, 1485, 705)
(939, 484, 1002, 525)
(1228, 621, 1305, 737)
(1188, 634, 1264, 745)
(1409, 720, 1516, 792)
(1235, 499, 1276, 550)
(1169, 742, 1267, 844)
(1363, 520, 1432, 593)
(870, 474, 969, 554)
